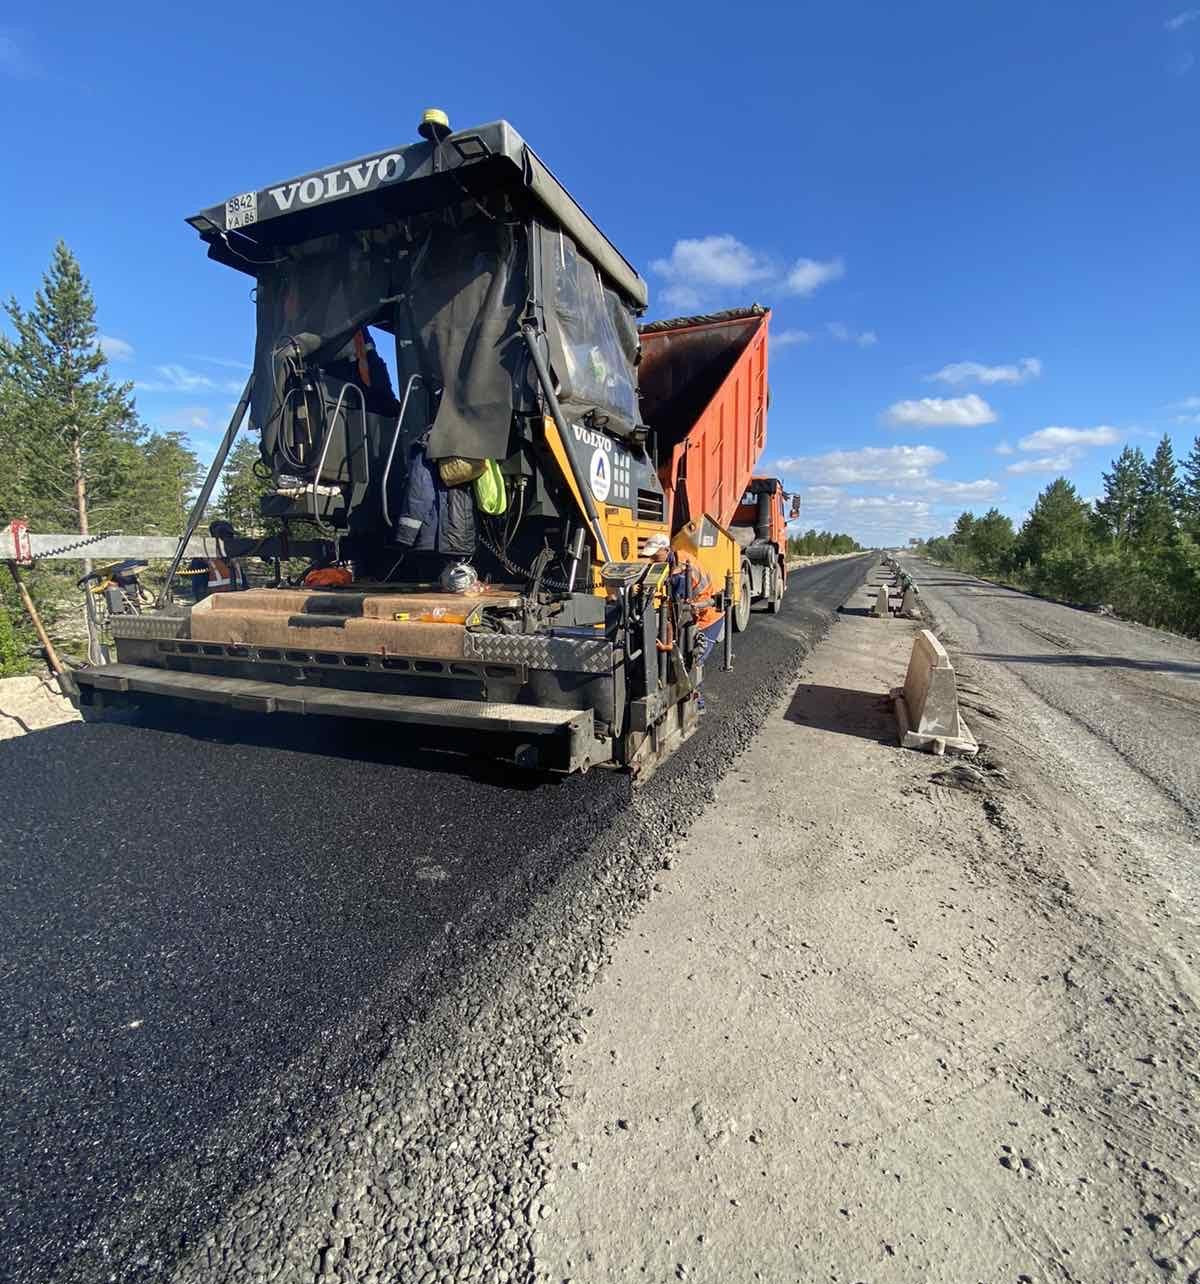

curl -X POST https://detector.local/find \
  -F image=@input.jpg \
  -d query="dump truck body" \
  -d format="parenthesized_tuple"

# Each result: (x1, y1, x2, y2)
(73, 116, 784, 772)
(639, 308, 787, 630)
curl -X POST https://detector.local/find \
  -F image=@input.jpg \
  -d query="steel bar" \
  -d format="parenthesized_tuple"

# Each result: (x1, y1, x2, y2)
(722, 572, 734, 672)
(158, 374, 254, 606)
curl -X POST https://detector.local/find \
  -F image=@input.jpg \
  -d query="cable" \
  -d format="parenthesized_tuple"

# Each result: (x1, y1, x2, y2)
(218, 228, 289, 267)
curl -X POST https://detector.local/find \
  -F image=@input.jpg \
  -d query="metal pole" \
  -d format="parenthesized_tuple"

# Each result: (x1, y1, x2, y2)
(657, 600, 668, 687)
(158, 373, 254, 606)
(6, 561, 67, 680)
(722, 572, 734, 672)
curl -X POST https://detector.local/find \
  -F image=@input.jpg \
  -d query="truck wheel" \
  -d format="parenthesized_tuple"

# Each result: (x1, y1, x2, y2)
(767, 563, 784, 613)
(733, 565, 753, 633)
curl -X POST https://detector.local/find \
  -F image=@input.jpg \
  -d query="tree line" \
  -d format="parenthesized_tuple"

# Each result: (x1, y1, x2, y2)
(916, 435, 1200, 637)
(787, 529, 862, 557)
(0, 244, 263, 673)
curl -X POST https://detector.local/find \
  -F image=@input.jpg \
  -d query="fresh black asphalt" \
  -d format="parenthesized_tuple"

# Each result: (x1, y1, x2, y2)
(0, 553, 872, 1284)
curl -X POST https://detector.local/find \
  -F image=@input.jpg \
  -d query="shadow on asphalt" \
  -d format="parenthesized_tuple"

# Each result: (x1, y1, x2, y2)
(124, 699, 562, 789)
(964, 652, 1200, 680)
(783, 682, 896, 744)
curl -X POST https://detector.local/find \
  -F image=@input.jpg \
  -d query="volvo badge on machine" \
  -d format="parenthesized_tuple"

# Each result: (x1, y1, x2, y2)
(590, 449, 612, 502)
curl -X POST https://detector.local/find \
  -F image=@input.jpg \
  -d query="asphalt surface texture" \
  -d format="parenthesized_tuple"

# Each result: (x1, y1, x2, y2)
(0, 553, 872, 1284)
(901, 556, 1200, 832)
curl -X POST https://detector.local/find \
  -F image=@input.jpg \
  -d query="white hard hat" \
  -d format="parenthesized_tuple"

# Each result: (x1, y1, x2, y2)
(641, 533, 670, 556)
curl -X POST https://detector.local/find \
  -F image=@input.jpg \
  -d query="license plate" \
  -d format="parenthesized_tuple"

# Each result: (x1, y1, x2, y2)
(225, 191, 258, 230)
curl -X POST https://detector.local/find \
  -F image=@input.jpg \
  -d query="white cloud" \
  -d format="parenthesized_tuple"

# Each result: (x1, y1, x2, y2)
(785, 256, 844, 296)
(661, 285, 703, 311)
(776, 444, 946, 484)
(1017, 425, 1119, 450)
(651, 235, 773, 291)
(651, 237, 846, 313)
(1165, 8, 1200, 30)
(905, 477, 1002, 502)
(994, 440, 1015, 455)
(926, 357, 1041, 386)
(99, 334, 134, 362)
(796, 486, 942, 543)
(1169, 49, 1196, 75)
(650, 237, 845, 312)
(776, 444, 1000, 507)
(157, 406, 213, 432)
(826, 321, 877, 346)
(137, 364, 246, 395)
(884, 394, 997, 428)
(1001, 425, 1121, 476)
(186, 354, 252, 371)
(1006, 454, 1076, 475)
(773, 329, 811, 348)
(1163, 400, 1200, 422)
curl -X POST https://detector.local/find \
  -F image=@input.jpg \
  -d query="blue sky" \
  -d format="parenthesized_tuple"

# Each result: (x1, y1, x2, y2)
(2, 1, 1197, 545)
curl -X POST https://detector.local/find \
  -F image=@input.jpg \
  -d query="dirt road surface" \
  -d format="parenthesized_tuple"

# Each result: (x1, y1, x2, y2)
(540, 563, 1199, 1283)
(0, 554, 872, 1284)
(902, 557, 1200, 840)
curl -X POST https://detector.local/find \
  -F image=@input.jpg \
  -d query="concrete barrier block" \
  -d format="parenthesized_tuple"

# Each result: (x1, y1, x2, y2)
(890, 629, 977, 755)
(900, 585, 922, 619)
(871, 585, 891, 618)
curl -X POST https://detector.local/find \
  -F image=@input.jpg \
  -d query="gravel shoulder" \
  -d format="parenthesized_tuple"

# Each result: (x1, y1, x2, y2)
(539, 565, 1200, 1283)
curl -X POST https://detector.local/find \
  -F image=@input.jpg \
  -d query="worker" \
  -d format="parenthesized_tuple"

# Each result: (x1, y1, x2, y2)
(641, 533, 725, 710)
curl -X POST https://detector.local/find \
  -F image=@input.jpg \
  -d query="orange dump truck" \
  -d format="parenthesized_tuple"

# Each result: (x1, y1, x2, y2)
(73, 115, 793, 774)
(640, 306, 791, 632)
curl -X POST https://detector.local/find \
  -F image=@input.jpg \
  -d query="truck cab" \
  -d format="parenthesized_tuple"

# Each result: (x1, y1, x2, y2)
(730, 476, 787, 629)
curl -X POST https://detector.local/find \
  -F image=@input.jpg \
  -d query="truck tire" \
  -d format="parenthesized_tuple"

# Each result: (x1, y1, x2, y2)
(766, 561, 784, 613)
(733, 565, 753, 633)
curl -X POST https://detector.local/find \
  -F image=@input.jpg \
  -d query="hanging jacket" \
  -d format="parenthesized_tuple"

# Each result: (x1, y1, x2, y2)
(393, 432, 476, 555)
(207, 558, 237, 593)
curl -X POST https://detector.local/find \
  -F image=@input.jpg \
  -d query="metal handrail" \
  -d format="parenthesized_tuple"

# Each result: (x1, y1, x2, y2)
(380, 373, 427, 527)
(310, 382, 367, 535)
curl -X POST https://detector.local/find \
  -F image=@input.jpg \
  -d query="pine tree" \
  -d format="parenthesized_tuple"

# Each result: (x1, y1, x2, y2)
(966, 507, 1015, 570)
(1095, 445, 1146, 545)
(134, 431, 203, 533)
(1016, 478, 1092, 563)
(1181, 435, 1200, 533)
(216, 437, 271, 534)
(1135, 434, 1180, 549)
(0, 242, 143, 535)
